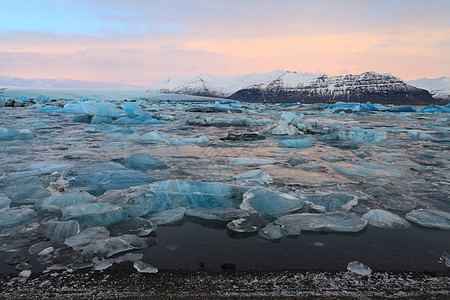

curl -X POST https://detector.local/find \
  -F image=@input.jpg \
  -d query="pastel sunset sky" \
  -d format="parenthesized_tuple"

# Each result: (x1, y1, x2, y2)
(1, 0, 449, 87)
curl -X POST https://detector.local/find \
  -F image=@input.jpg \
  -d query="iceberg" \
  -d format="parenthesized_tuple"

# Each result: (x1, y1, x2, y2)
(302, 192, 358, 213)
(0, 208, 37, 228)
(149, 207, 186, 225)
(65, 227, 110, 250)
(227, 213, 277, 233)
(167, 136, 209, 146)
(107, 217, 156, 236)
(120, 153, 168, 171)
(235, 170, 273, 185)
(63, 101, 123, 118)
(319, 127, 387, 143)
(185, 207, 249, 221)
(362, 209, 409, 228)
(36, 191, 96, 212)
(420, 104, 450, 113)
(0, 127, 35, 141)
(405, 209, 450, 230)
(229, 157, 273, 165)
(279, 138, 314, 148)
(275, 212, 367, 233)
(258, 223, 286, 240)
(40, 220, 80, 241)
(240, 188, 303, 215)
(62, 203, 127, 227)
(134, 261, 158, 273)
(143, 180, 240, 213)
(347, 261, 372, 276)
(123, 102, 142, 115)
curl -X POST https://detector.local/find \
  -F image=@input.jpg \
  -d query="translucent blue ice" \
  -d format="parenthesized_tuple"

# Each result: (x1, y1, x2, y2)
(62, 203, 127, 227)
(405, 209, 450, 230)
(40, 220, 80, 241)
(36, 191, 96, 212)
(0, 127, 35, 140)
(362, 209, 409, 228)
(0, 208, 37, 228)
(122, 153, 168, 171)
(240, 187, 303, 215)
(279, 138, 314, 148)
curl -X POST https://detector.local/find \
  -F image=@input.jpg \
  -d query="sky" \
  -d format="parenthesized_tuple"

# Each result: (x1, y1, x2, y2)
(0, 0, 449, 87)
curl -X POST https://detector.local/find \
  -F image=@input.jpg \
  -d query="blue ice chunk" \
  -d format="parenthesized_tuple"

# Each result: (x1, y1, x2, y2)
(397, 105, 416, 112)
(36, 191, 96, 212)
(331, 162, 404, 178)
(0, 197, 11, 210)
(0, 208, 37, 228)
(185, 207, 249, 221)
(420, 105, 450, 113)
(63, 101, 123, 117)
(90, 116, 113, 124)
(362, 209, 409, 228)
(168, 136, 209, 146)
(229, 157, 273, 165)
(303, 192, 358, 212)
(240, 188, 303, 215)
(122, 153, 168, 171)
(258, 223, 286, 240)
(279, 138, 314, 148)
(0, 127, 35, 140)
(18, 95, 29, 102)
(276, 212, 367, 233)
(148, 207, 186, 225)
(113, 113, 164, 125)
(320, 127, 386, 143)
(360, 102, 378, 111)
(37, 106, 64, 113)
(40, 220, 80, 241)
(138, 180, 240, 213)
(2, 176, 51, 205)
(62, 203, 127, 227)
(36, 96, 51, 103)
(71, 169, 156, 196)
(65, 227, 110, 250)
(123, 102, 141, 115)
(405, 209, 450, 230)
(84, 124, 133, 134)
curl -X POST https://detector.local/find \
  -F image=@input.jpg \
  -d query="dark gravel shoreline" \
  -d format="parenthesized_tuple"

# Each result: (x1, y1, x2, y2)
(1, 268, 449, 299)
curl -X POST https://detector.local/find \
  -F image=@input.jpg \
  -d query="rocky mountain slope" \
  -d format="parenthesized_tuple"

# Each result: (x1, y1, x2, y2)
(147, 71, 438, 104)
(407, 77, 450, 101)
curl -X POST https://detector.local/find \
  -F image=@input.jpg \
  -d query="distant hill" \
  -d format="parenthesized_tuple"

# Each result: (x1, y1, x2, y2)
(0, 76, 143, 90)
(147, 71, 441, 104)
(407, 77, 450, 101)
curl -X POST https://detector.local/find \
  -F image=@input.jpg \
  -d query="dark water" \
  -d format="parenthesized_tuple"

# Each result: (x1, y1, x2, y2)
(139, 218, 449, 272)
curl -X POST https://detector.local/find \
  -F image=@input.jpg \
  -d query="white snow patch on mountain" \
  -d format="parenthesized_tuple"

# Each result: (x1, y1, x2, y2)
(407, 77, 450, 100)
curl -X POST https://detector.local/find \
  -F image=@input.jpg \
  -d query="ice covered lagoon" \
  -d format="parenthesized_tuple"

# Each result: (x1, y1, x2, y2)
(0, 90, 449, 275)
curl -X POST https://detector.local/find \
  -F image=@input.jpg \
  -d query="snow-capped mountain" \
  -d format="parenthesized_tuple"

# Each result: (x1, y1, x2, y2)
(147, 71, 437, 104)
(407, 77, 450, 101)
(0, 76, 143, 90)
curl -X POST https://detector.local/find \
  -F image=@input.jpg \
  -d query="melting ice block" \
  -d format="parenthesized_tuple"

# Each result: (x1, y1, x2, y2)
(235, 170, 273, 185)
(279, 138, 314, 148)
(275, 212, 367, 233)
(2, 176, 51, 205)
(63, 101, 123, 118)
(405, 209, 450, 230)
(121, 153, 168, 171)
(65, 227, 110, 250)
(134, 261, 158, 273)
(185, 207, 249, 221)
(362, 209, 409, 228)
(229, 157, 273, 165)
(62, 203, 127, 227)
(167, 136, 209, 146)
(302, 192, 358, 213)
(107, 217, 156, 236)
(82, 234, 156, 259)
(258, 224, 286, 240)
(149, 207, 186, 225)
(240, 188, 303, 215)
(36, 191, 96, 212)
(331, 162, 404, 179)
(227, 213, 277, 233)
(347, 261, 372, 276)
(320, 127, 386, 143)
(143, 180, 240, 213)
(0, 208, 37, 228)
(0, 127, 35, 140)
(40, 220, 80, 241)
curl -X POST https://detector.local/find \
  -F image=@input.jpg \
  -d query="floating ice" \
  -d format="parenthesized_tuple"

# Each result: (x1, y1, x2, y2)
(107, 217, 156, 236)
(235, 170, 273, 185)
(362, 209, 410, 228)
(123, 102, 142, 115)
(439, 253, 450, 267)
(36, 191, 96, 212)
(40, 220, 80, 241)
(331, 162, 404, 179)
(288, 157, 309, 166)
(320, 127, 387, 143)
(275, 213, 367, 233)
(0, 197, 11, 210)
(149, 207, 186, 225)
(258, 223, 285, 240)
(279, 138, 314, 148)
(134, 261, 158, 273)
(167, 136, 209, 146)
(420, 104, 450, 113)
(114, 253, 143, 263)
(185, 207, 249, 221)
(19, 270, 32, 279)
(240, 188, 303, 215)
(113, 113, 164, 125)
(405, 209, 450, 230)
(0, 208, 37, 228)
(120, 153, 168, 171)
(264, 121, 301, 135)
(347, 261, 372, 276)
(408, 130, 436, 141)
(297, 118, 343, 135)
(65, 227, 110, 250)
(90, 116, 113, 124)
(63, 101, 123, 118)
(62, 203, 127, 227)
(229, 157, 273, 165)
(82, 234, 156, 259)
(92, 257, 113, 271)
(227, 213, 277, 233)
(2, 177, 50, 205)
(302, 192, 358, 213)
(0, 127, 35, 140)
(144, 180, 240, 213)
